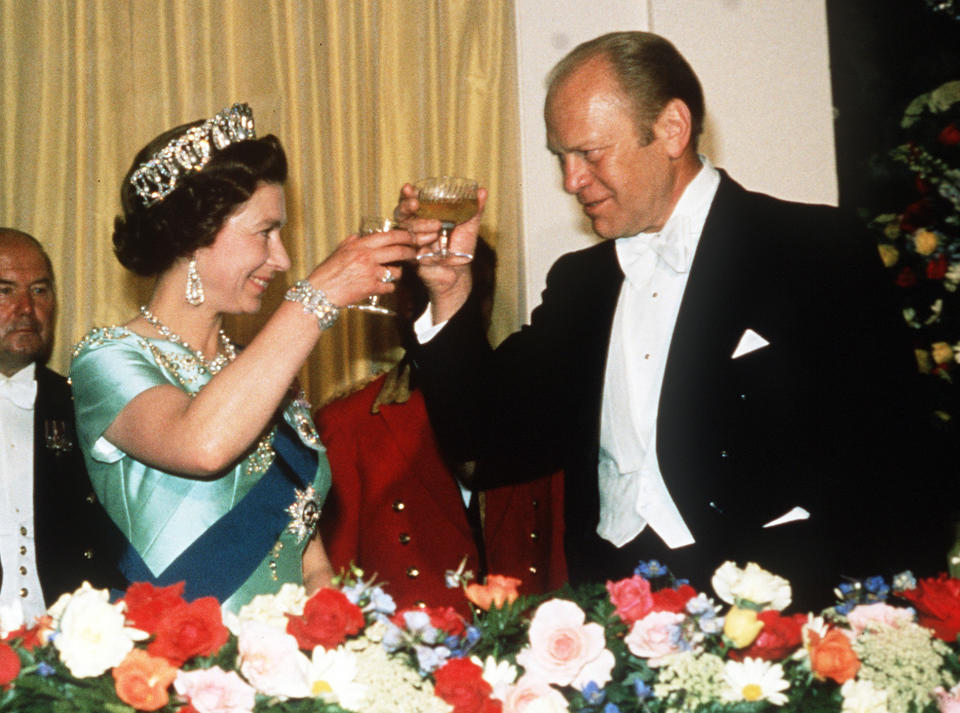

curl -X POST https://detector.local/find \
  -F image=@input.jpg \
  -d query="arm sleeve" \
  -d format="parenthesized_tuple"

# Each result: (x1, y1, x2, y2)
(69, 336, 172, 463)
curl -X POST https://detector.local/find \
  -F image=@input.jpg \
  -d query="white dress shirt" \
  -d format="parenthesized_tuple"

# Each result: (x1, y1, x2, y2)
(0, 362, 47, 619)
(597, 157, 720, 548)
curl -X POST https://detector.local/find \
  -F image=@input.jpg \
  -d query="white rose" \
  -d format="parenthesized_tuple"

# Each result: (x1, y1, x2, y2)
(711, 562, 791, 611)
(233, 583, 308, 632)
(840, 679, 889, 713)
(53, 582, 147, 678)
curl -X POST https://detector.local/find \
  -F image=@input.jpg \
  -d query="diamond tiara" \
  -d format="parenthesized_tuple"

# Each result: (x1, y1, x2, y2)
(129, 103, 256, 208)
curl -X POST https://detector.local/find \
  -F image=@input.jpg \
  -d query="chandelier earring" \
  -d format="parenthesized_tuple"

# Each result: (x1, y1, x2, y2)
(185, 253, 205, 306)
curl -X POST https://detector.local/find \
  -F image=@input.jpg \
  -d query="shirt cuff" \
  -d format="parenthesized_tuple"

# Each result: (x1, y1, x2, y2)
(413, 308, 448, 344)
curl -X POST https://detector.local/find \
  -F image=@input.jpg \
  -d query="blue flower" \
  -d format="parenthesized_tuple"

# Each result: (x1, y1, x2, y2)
(445, 626, 482, 657)
(414, 643, 451, 675)
(635, 560, 667, 579)
(834, 601, 855, 616)
(603, 703, 621, 713)
(864, 576, 890, 598)
(581, 681, 606, 704)
(341, 582, 365, 604)
(381, 621, 407, 653)
(366, 586, 397, 616)
(634, 680, 654, 700)
(893, 570, 917, 592)
(836, 581, 857, 597)
(37, 662, 55, 677)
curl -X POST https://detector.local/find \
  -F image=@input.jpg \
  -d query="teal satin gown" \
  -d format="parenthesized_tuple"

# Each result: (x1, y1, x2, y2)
(69, 326, 332, 611)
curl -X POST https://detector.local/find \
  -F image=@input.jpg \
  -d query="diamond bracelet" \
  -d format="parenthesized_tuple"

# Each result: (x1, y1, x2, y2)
(284, 280, 341, 331)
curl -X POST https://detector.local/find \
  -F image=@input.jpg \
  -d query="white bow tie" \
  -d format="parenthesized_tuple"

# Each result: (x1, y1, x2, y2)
(620, 216, 694, 279)
(0, 369, 37, 409)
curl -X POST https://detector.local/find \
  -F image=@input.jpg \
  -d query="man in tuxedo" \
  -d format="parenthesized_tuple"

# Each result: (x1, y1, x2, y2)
(0, 228, 123, 619)
(400, 32, 951, 610)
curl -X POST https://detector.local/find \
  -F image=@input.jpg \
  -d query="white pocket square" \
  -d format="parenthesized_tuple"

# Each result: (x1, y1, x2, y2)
(731, 328, 770, 359)
(762, 506, 810, 528)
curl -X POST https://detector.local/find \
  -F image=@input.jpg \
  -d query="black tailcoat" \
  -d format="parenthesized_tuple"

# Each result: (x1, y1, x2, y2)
(25, 366, 125, 604)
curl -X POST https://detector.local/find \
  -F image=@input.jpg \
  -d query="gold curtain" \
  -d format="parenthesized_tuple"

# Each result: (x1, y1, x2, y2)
(0, 0, 521, 406)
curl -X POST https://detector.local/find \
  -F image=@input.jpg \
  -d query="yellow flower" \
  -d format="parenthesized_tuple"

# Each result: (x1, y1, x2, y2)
(931, 341, 955, 365)
(877, 243, 899, 268)
(914, 228, 939, 255)
(724, 607, 764, 649)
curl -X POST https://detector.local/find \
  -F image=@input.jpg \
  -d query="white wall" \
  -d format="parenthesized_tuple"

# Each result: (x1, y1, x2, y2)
(513, 0, 836, 317)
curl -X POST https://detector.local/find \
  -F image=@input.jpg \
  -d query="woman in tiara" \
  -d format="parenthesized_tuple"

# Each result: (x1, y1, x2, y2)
(69, 104, 415, 610)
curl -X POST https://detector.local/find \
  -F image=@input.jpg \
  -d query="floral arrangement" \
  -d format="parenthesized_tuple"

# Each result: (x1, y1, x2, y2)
(2, 561, 960, 713)
(868, 79, 960, 427)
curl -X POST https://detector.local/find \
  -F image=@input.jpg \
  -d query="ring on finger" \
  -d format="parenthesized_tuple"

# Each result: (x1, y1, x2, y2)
(380, 268, 395, 284)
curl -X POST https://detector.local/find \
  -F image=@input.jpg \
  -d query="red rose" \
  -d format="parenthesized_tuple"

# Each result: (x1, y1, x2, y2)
(901, 200, 932, 232)
(728, 610, 805, 661)
(899, 573, 960, 641)
(896, 266, 917, 288)
(426, 606, 468, 637)
(122, 581, 187, 634)
(3, 615, 52, 651)
(938, 123, 960, 146)
(147, 597, 229, 666)
(286, 588, 365, 650)
(391, 606, 466, 636)
(651, 584, 698, 613)
(434, 657, 501, 713)
(927, 254, 949, 280)
(606, 575, 654, 625)
(0, 642, 21, 686)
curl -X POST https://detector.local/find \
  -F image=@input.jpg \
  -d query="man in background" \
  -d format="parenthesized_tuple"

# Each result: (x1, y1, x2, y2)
(0, 228, 122, 619)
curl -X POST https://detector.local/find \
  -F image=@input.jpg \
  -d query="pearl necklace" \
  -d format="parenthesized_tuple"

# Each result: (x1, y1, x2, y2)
(139, 306, 236, 374)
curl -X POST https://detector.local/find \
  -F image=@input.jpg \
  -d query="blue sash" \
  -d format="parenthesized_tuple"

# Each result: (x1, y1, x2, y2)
(118, 421, 317, 602)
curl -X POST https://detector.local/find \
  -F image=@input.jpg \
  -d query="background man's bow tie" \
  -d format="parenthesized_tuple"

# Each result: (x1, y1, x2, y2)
(0, 370, 37, 409)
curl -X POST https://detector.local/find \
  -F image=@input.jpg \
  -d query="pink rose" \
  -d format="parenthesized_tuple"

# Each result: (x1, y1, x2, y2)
(515, 599, 615, 690)
(846, 603, 914, 637)
(236, 620, 310, 698)
(605, 575, 653, 625)
(624, 611, 686, 664)
(174, 667, 256, 713)
(503, 674, 569, 713)
(936, 683, 960, 713)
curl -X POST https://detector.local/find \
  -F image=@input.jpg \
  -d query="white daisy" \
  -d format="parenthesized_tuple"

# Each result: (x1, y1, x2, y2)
(308, 645, 367, 710)
(722, 657, 790, 706)
(471, 654, 518, 701)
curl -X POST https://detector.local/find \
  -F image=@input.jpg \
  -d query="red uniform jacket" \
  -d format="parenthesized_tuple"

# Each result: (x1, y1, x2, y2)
(315, 371, 566, 615)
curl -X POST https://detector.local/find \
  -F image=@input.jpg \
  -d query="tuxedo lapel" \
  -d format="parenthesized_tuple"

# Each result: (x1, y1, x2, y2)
(656, 174, 758, 529)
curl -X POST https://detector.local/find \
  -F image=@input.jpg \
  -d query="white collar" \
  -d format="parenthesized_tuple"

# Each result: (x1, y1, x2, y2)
(615, 156, 720, 276)
(0, 362, 37, 410)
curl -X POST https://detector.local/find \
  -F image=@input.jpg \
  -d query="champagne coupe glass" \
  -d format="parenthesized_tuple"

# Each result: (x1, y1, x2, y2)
(414, 176, 478, 266)
(351, 215, 397, 316)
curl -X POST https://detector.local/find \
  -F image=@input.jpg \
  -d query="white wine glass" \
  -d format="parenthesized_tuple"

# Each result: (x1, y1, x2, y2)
(350, 216, 398, 316)
(414, 176, 478, 266)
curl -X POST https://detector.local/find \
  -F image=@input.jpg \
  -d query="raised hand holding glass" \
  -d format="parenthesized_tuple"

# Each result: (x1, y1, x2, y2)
(414, 177, 478, 265)
(350, 216, 399, 316)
